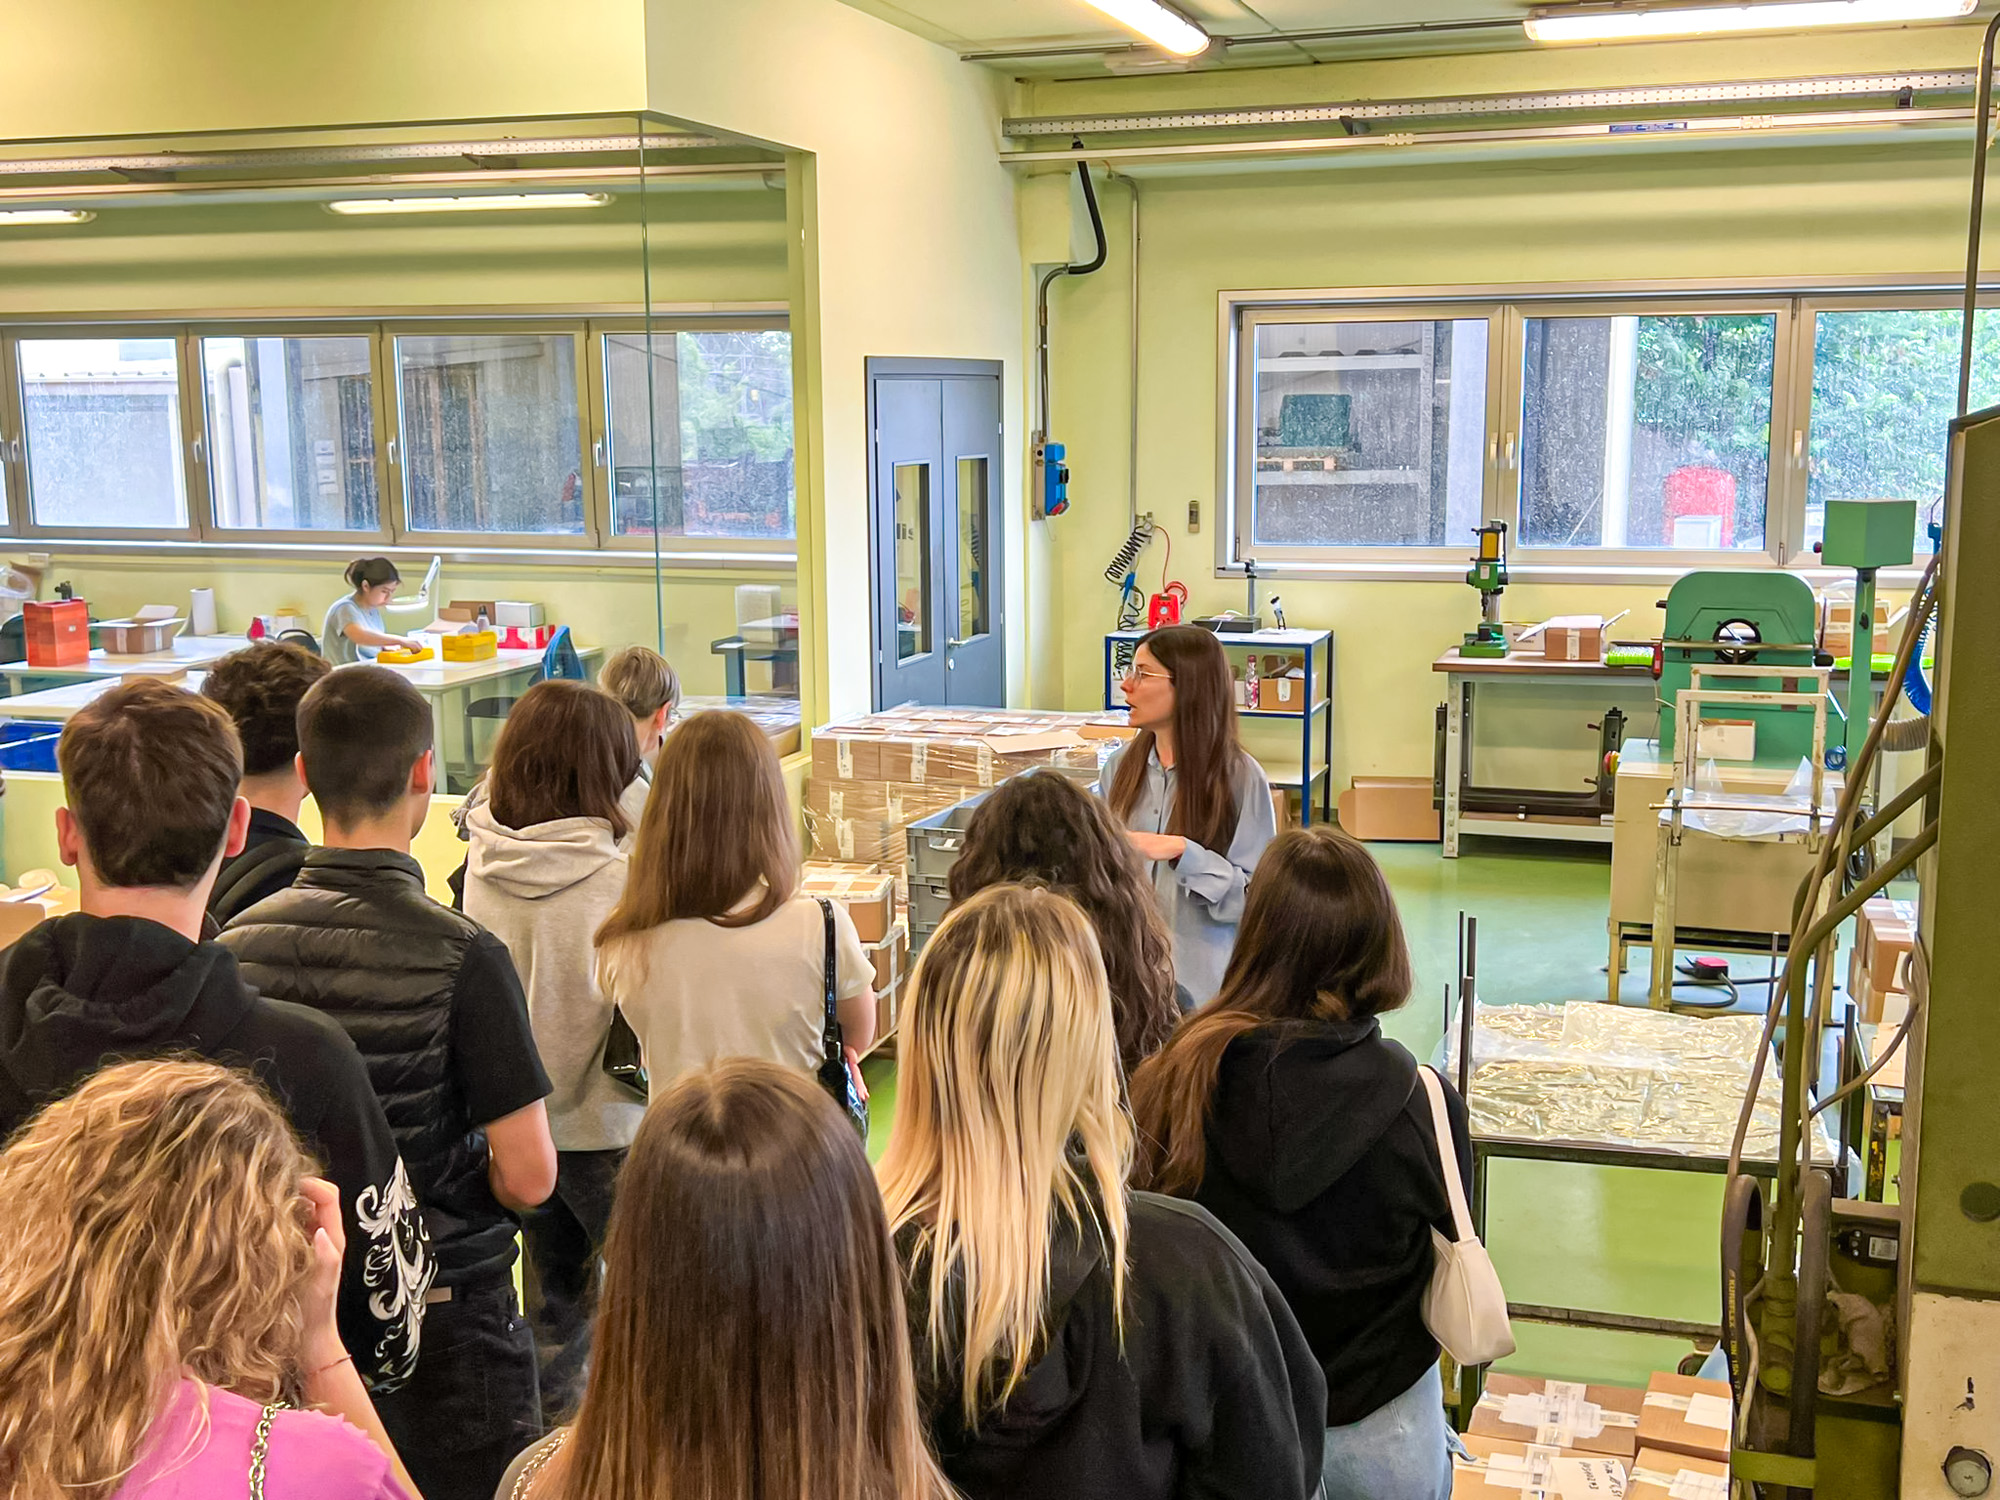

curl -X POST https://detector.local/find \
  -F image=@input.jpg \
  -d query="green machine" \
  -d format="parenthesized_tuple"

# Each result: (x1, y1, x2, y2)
(1820, 496, 1918, 771)
(1658, 571, 1820, 762)
(1462, 521, 1509, 659)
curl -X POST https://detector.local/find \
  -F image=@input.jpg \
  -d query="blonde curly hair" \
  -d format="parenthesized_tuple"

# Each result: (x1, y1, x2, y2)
(0, 1058, 320, 1500)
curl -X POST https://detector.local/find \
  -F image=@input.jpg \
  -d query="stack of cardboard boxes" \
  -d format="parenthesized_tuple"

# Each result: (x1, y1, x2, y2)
(1848, 896, 1916, 1023)
(1454, 1372, 1731, 1498)
(796, 863, 906, 1050)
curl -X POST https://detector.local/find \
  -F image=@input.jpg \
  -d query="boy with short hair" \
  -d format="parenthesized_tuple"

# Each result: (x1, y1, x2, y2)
(0, 678, 430, 1390)
(221, 665, 557, 1499)
(201, 640, 332, 924)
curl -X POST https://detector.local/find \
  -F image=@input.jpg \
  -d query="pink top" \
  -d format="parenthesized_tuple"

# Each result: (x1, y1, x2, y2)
(115, 1379, 409, 1500)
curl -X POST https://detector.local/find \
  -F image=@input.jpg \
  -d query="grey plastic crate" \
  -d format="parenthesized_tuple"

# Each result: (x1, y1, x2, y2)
(904, 791, 988, 885)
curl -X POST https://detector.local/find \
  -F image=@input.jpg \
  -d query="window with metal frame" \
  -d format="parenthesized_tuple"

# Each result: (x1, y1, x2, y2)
(16, 335, 190, 532)
(201, 334, 382, 535)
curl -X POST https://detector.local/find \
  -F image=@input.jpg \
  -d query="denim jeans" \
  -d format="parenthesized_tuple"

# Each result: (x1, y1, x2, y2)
(375, 1274, 542, 1500)
(521, 1148, 624, 1425)
(1320, 1363, 1457, 1500)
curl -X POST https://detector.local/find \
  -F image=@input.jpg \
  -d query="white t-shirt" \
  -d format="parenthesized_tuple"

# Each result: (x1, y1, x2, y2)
(596, 889, 873, 1093)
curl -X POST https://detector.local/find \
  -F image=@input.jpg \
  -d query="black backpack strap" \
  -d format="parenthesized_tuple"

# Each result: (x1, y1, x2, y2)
(209, 840, 312, 926)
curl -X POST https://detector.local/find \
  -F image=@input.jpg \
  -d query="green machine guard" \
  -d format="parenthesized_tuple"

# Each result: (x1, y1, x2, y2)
(1658, 572, 1822, 763)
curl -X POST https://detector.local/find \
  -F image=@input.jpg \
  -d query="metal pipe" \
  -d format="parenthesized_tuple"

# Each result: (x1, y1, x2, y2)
(963, 15, 1525, 63)
(1035, 156, 1109, 441)
(1104, 169, 1142, 526)
(1960, 11, 2000, 416)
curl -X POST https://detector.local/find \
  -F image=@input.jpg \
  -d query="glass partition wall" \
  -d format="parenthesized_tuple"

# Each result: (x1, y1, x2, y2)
(0, 112, 803, 785)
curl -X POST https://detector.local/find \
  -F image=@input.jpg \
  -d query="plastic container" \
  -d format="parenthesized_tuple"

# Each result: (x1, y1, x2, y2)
(0, 721, 62, 773)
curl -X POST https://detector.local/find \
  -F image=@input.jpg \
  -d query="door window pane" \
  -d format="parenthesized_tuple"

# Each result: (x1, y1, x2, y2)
(396, 334, 583, 535)
(18, 338, 187, 529)
(1806, 309, 2000, 557)
(605, 329, 795, 540)
(203, 336, 377, 532)
(894, 463, 930, 662)
(1249, 318, 1487, 547)
(1520, 313, 1775, 551)
(956, 456, 989, 641)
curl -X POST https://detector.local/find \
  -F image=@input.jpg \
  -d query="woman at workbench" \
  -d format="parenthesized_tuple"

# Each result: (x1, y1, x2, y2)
(1101, 623, 1276, 1009)
(322, 557, 424, 666)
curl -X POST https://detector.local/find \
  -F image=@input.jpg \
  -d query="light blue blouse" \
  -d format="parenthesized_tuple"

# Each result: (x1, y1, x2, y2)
(322, 596, 385, 665)
(1097, 741, 1277, 1009)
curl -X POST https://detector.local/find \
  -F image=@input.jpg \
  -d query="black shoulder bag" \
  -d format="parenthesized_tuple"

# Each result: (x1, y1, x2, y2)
(603, 1006, 648, 1100)
(815, 897, 870, 1139)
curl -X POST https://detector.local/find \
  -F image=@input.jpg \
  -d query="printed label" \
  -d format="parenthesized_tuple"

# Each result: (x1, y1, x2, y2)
(837, 739, 854, 779)
(1668, 1474, 1728, 1500)
(837, 819, 855, 861)
(910, 741, 928, 782)
(1683, 1393, 1732, 1432)
(1553, 1456, 1628, 1500)
(887, 787, 906, 825)
(976, 743, 994, 786)
(829, 789, 845, 821)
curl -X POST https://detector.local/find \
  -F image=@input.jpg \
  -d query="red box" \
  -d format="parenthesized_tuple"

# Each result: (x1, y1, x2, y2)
(497, 623, 556, 651)
(24, 599, 89, 668)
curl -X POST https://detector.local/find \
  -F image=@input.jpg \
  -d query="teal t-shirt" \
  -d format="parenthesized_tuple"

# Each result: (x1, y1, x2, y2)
(322, 596, 385, 665)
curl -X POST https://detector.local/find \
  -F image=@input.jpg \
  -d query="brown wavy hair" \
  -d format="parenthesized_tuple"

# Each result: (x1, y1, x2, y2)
(1105, 624, 1244, 855)
(0, 1059, 319, 1500)
(1129, 826, 1413, 1197)
(487, 680, 643, 841)
(526, 1059, 949, 1500)
(948, 770, 1178, 1075)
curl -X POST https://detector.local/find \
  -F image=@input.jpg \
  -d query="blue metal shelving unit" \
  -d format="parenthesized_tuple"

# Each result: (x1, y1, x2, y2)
(1101, 627, 1336, 825)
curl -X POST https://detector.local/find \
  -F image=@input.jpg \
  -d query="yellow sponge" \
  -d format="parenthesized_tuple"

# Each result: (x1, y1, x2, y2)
(441, 631, 498, 662)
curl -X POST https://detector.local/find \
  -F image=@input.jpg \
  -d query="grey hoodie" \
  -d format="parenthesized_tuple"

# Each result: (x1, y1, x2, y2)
(462, 805, 641, 1152)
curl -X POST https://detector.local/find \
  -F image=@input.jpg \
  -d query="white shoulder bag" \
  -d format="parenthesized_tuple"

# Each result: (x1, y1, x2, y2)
(1416, 1065, 1516, 1366)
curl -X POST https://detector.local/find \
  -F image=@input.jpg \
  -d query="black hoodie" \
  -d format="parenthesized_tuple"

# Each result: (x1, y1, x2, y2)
(902, 1191, 1326, 1500)
(1192, 1017, 1472, 1428)
(0, 913, 434, 1392)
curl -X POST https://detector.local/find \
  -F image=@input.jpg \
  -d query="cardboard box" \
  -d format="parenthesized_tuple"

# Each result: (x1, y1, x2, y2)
(798, 867, 896, 944)
(1848, 897, 1916, 1023)
(24, 599, 89, 668)
(1636, 1373, 1732, 1464)
(1629, 1447, 1728, 1499)
(1079, 719, 1137, 741)
(1338, 776, 1442, 843)
(1263, 671, 1310, 714)
(446, 599, 496, 620)
(807, 778, 962, 829)
(863, 920, 908, 993)
(811, 731, 886, 784)
(1541, 615, 1607, 662)
(1695, 718, 1756, 762)
(1450, 1435, 1628, 1500)
(493, 601, 544, 627)
(96, 617, 183, 654)
(1470, 1374, 1645, 1461)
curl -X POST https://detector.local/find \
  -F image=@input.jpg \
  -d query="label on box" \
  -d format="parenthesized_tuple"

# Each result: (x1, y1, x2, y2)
(838, 740, 854, 779)
(1643, 1392, 1731, 1432)
(1553, 1457, 1628, 1500)
(910, 741, 928, 782)
(888, 787, 906, 824)
(976, 743, 994, 786)
(836, 819, 856, 861)
(1475, 1446, 1563, 1495)
(828, 789, 846, 821)
(1668, 1474, 1727, 1500)
(1499, 1392, 1628, 1443)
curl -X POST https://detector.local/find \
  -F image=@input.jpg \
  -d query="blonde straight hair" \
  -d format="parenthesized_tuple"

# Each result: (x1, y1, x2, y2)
(876, 884, 1132, 1426)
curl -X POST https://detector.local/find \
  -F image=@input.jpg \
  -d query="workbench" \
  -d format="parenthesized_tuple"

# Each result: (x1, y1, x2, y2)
(1433, 649, 1656, 857)
(0, 633, 258, 694)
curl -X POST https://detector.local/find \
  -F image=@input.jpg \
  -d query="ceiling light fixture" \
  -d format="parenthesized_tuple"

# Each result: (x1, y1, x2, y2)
(1083, 0, 1210, 56)
(0, 208, 95, 225)
(1525, 0, 1974, 42)
(325, 192, 613, 216)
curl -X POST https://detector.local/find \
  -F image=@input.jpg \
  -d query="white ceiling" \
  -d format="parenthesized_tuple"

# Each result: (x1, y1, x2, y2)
(838, 0, 1529, 57)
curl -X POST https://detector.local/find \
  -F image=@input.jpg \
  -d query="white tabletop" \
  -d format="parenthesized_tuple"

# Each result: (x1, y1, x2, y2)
(0, 644, 600, 722)
(3, 633, 260, 681)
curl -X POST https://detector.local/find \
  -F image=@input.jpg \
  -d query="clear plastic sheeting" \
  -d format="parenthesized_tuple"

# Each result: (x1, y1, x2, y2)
(1673, 756, 1825, 841)
(1443, 1003, 1835, 1162)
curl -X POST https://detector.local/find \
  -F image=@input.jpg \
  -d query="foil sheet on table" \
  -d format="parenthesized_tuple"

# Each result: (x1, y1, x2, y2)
(1443, 1003, 1834, 1162)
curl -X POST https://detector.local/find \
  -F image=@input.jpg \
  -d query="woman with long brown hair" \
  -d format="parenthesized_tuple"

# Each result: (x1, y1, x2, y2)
(594, 709, 875, 1097)
(463, 679, 641, 1425)
(0, 1059, 417, 1500)
(1101, 623, 1276, 1007)
(1129, 827, 1470, 1500)
(497, 1059, 947, 1500)
(948, 769, 1180, 1075)
(878, 883, 1325, 1500)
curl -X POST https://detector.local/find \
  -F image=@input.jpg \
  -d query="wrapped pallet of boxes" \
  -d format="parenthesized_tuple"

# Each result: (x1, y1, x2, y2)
(1635, 1373, 1733, 1465)
(1469, 1374, 1645, 1462)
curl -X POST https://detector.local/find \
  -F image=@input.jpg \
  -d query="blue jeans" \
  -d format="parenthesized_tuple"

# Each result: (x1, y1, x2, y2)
(1320, 1363, 1458, 1500)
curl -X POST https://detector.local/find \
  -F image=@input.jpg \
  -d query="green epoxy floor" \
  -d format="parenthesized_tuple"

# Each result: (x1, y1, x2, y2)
(861, 838, 1748, 1389)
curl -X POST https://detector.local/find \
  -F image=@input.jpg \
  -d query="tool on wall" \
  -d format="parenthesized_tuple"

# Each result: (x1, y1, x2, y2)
(1461, 522, 1510, 658)
(1033, 147, 1108, 521)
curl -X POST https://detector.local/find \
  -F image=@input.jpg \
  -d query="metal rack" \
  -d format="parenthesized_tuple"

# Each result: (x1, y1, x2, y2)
(1100, 626, 1335, 825)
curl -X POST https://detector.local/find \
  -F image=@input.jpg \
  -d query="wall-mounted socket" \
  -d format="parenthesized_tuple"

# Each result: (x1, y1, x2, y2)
(1188, 498, 1201, 533)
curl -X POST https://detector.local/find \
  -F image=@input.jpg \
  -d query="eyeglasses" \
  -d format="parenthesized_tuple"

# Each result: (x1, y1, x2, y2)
(1124, 667, 1172, 682)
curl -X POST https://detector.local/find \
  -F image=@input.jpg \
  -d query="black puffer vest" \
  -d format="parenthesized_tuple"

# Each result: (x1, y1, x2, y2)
(220, 848, 498, 1279)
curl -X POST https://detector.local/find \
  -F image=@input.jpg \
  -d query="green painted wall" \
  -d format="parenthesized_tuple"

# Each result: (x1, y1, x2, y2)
(1025, 26, 1990, 787)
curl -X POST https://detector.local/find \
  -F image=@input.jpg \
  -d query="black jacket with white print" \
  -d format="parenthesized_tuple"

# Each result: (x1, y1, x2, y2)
(0, 912, 433, 1389)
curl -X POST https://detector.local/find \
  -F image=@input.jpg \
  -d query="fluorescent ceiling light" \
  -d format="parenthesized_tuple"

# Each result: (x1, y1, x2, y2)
(325, 192, 612, 216)
(1525, 0, 1974, 41)
(1083, 0, 1210, 56)
(0, 208, 94, 225)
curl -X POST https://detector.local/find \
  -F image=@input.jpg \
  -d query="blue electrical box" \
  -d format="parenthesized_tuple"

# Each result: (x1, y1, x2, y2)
(1040, 441, 1070, 517)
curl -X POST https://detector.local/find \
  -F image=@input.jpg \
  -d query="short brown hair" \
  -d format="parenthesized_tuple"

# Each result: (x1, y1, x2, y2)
(60, 680, 242, 890)
(201, 642, 332, 778)
(599, 645, 681, 721)
(596, 711, 796, 953)
(487, 681, 643, 840)
(296, 666, 433, 823)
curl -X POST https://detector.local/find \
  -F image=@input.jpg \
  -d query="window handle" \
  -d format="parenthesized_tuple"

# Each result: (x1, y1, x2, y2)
(1503, 432, 1518, 470)
(190, 434, 204, 465)
(593, 438, 606, 468)
(1488, 433, 1499, 467)
(386, 437, 399, 468)
(1792, 429, 1805, 467)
